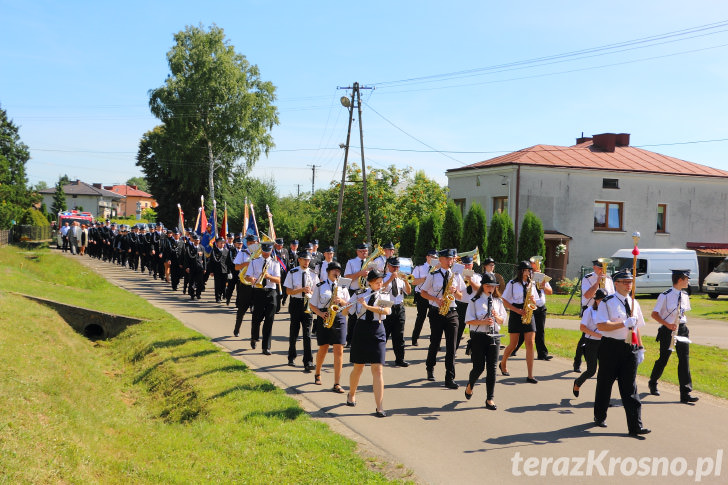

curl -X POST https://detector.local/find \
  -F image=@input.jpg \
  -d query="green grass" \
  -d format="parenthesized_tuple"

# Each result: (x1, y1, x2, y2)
(547, 292, 728, 320)
(0, 245, 401, 484)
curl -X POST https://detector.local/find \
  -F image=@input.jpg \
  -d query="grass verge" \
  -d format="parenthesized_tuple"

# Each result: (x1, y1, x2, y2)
(0, 245, 400, 484)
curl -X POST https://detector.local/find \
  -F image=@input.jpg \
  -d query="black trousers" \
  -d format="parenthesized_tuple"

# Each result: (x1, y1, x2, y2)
(468, 331, 500, 400)
(575, 338, 601, 387)
(594, 337, 643, 433)
(170, 263, 182, 290)
(213, 272, 228, 301)
(426, 307, 458, 383)
(411, 292, 430, 342)
(455, 300, 469, 349)
(384, 304, 406, 362)
(287, 298, 313, 365)
(516, 306, 549, 357)
(574, 306, 588, 367)
(251, 288, 277, 350)
(649, 324, 692, 397)
(225, 272, 238, 302)
(188, 267, 204, 297)
(234, 282, 253, 335)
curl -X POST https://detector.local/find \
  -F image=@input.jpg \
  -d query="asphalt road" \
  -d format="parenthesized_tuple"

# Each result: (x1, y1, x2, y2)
(74, 255, 728, 485)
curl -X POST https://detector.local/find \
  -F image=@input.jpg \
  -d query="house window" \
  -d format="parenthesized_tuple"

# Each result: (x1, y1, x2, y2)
(493, 196, 508, 215)
(657, 204, 667, 233)
(602, 178, 619, 189)
(594, 201, 623, 231)
(453, 198, 465, 216)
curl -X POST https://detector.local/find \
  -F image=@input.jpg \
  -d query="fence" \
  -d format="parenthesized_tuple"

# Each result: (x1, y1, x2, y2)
(13, 225, 51, 242)
(0, 229, 10, 247)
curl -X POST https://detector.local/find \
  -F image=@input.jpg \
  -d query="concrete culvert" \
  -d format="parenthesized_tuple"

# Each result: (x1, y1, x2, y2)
(84, 324, 106, 340)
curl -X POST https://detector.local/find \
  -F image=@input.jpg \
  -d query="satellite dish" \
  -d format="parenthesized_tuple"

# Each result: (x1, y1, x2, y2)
(340, 96, 351, 108)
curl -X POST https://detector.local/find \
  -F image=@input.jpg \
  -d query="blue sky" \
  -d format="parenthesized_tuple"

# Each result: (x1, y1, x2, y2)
(3, 1, 728, 196)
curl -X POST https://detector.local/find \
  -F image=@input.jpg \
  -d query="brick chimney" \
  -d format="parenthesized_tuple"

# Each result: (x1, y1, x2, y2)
(130, 185, 138, 190)
(576, 132, 592, 144)
(615, 133, 630, 147)
(93, 183, 102, 189)
(592, 133, 617, 152)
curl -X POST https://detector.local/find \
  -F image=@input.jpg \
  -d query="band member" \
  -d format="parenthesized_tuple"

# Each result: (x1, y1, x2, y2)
(344, 243, 370, 347)
(184, 233, 206, 300)
(246, 241, 281, 354)
(648, 269, 698, 403)
(209, 237, 230, 303)
(168, 229, 182, 291)
(287, 240, 300, 270)
(573, 289, 605, 398)
(273, 238, 289, 309)
(482, 257, 506, 295)
(310, 261, 350, 392)
(575, 259, 615, 372)
(464, 273, 506, 410)
(283, 250, 318, 371)
(225, 235, 243, 304)
(420, 248, 465, 389)
(231, 234, 257, 337)
(309, 239, 324, 268)
(317, 246, 335, 281)
(410, 249, 437, 346)
(347, 270, 392, 417)
(382, 257, 411, 367)
(373, 242, 395, 272)
(455, 255, 481, 350)
(499, 261, 543, 383)
(514, 257, 553, 360)
(593, 269, 650, 436)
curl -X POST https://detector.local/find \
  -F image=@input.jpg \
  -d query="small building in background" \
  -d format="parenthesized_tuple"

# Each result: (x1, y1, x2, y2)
(446, 133, 728, 285)
(39, 180, 122, 219)
(105, 184, 157, 217)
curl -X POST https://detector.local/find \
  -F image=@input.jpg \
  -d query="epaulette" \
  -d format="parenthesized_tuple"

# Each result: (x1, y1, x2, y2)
(316, 281, 325, 287)
(289, 267, 300, 273)
(584, 272, 595, 278)
(662, 288, 672, 295)
(471, 295, 479, 302)
(603, 295, 615, 302)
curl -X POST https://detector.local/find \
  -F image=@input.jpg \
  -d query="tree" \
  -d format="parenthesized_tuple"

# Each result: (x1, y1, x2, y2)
(33, 181, 49, 192)
(398, 217, 419, 259)
(517, 210, 546, 264)
(414, 212, 442, 264)
(461, 202, 487, 264)
(440, 200, 463, 250)
(126, 176, 149, 193)
(487, 211, 516, 264)
(20, 207, 49, 227)
(50, 179, 67, 217)
(143, 23, 279, 212)
(0, 105, 31, 229)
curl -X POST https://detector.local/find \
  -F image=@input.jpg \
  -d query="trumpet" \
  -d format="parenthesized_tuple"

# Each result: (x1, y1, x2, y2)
(253, 258, 270, 288)
(398, 273, 415, 284)
(597, 257, 613, 289)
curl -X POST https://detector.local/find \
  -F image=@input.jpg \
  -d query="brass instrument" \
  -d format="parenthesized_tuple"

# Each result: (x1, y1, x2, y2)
(429, 263, 441, 274)
(253, 258, 270, 288)
(303, 270, 312, 314)
(357, 244, 383, 289)
(399, 273, 415, 284)
(521, 276, 537, 324)
(457, 247, 480, 265)
(439, 271, 456, 315)
(597, 257, 613, 289)
(323, 281, 340, 328)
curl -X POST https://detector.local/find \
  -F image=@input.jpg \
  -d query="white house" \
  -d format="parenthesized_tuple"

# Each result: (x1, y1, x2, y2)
(40, 180, 122, 219)
(446, 133, 728, 284)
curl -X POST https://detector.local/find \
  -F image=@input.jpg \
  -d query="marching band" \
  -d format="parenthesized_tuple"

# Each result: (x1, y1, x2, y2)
(78, 219, 698, 430)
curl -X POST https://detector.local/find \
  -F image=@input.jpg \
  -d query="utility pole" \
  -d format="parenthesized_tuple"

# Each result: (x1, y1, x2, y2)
(307, 164, 320, 196)
(295, 184, 301, 197)
(334, 82, 374, 250)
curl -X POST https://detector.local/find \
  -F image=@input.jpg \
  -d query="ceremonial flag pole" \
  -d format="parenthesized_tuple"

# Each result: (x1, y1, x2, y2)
(177, 203, 185, 234)
(626, 231, 641, 345)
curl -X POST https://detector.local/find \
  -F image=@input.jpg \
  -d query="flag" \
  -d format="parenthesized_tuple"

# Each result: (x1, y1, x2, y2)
(247, 203, 259, 240)
(196, 196, 207, 235)
(201, 199, 216, 254)
(222, 202, 229, 239)
(177, 203, 185, 234)
(267, 205, 286, 272)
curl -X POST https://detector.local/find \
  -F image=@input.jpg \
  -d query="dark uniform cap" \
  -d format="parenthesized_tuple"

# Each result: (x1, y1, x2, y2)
(306, 243, 314, 250)
(234, 237, 243, 244)
(382, 241, 395, 250)
(482, 272, 498, 286)
(438, 248, 456, 258)
(613, 269, 634, 281)
(215, 236, 224, 242)
(356, 243, 369, 250)
(386, 257, 400, 267)
(261, 242, 274, 252)
(482, 257, 495, 265)
(326, 261, 342, 272)
(291, 239, 299, 245)
(226, 233, 233, 238)
(426, 249, 438, 257)
(460, 255, 473, 264)
(156, 222, 162, 227)
(594, 288, 608, 300)
(518, 260, 532, 271)
(186, 227, 192, 233)
(367, 269, 384, 281)
(167, 228, 173, 234)
(592, 259, 602, 266)
(191, 232, 200, 239)
(310, 239, 319, 245)
(671, 269, 691, 279)
(275, 238, 284, 245)
(324, 246, 334, 253)
(245, 234, 257, 242)
(297, 250, 312, 260)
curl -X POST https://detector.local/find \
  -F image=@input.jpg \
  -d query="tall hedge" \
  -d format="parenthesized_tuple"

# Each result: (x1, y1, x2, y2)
(461, 202, 487, 261)
(517, 210, 546, 264)
(414, 212, 442, 265)
(398, 217, 419, 258)
(440, 200, 463, 251)
(20, 208, 50, 226)
(487, 211, 516, 264)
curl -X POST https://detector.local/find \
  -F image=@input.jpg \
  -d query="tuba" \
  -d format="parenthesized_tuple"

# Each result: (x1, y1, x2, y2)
(456, 247, 480, 266)
(597, 257, 613, 289)
(358, 244, 383, 289)
(521, 276, 537, 324)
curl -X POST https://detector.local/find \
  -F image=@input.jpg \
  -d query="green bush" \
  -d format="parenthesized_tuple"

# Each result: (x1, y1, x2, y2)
(398, 217, 418, 258)
(554, 277, 580, 294)
(414, 212, 442, 264)
(20, 208, 50, 227)
(440, 200, 463, 251)
(461, 202, 487, 262)
(517, 210, 545, 263)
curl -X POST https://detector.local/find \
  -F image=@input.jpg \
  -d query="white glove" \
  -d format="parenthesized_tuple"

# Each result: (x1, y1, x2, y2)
(623, 317, 637, 329)
(636, 347, 645, 365)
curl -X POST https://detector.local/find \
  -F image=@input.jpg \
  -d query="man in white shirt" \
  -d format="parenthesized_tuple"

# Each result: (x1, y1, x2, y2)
(373, 242, 395, 272)
(382, 257, 411, 367)
(593, 269, 650, 436)
(247, 241, 282, 354)
(574, 259, 616, 372)
(410, 249, 437, 346)
(344, 243, 370, 346)
(232, 234, 257, 338)
(283, 250, 318, 371)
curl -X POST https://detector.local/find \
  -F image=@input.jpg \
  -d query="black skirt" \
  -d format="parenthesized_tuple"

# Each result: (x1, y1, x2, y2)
(350, 318, 386, 365)
(314, 313, 347, 346)
(507, 303, 535, 334)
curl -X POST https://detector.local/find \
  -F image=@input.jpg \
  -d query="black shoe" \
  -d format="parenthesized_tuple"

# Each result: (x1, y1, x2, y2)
(464, 385, 473, 400)
(538, 355, 553, 361)
(499, 362, 510, 376)
(395, 360, 410, 367)
(526, 377, 538, 384)
(233, 332, 239, 337)
(648, 382, 660, 396)
(262, 349, 272, 356)
(573, 381, 580, 397)
(344, 343, 351, 349)
(573, 364, 581, 373)
(251, 340, 257, 349)
(629, 428, 651, 436)
(287, 360, 295, 367)
(411, 339, 418, 346)
(593, 418, 607, 428)
(375, 409, 387, 418)
(511, 351, 517, 357)
(426, 370, 435, 381)
(485, 401, 497, 411)
(303, 364, 314, 373)
(681, 395, 699, 403)
(346, 397, 356, 407)
(445, 381, 459, 390)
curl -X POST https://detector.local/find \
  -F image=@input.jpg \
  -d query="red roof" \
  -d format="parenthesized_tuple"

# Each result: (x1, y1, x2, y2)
(448, 141, 728, 178)
(107, 185, 154, 198)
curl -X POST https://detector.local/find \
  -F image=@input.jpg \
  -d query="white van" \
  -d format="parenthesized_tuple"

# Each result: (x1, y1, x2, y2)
(702, 257, 728, 299)
(610, 248, 699, 295)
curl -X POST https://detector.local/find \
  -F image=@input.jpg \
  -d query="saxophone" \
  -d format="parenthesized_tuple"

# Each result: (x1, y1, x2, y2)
(438, 272, 456, 315)
(253, 258, 270, 288)
(323, 282, 340, 328)
(521, 277, 537, 324)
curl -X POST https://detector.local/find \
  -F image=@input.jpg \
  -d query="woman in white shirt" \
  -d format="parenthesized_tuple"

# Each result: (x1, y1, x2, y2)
(464, 273, 507, 410)
(573, 289, 605, 398)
